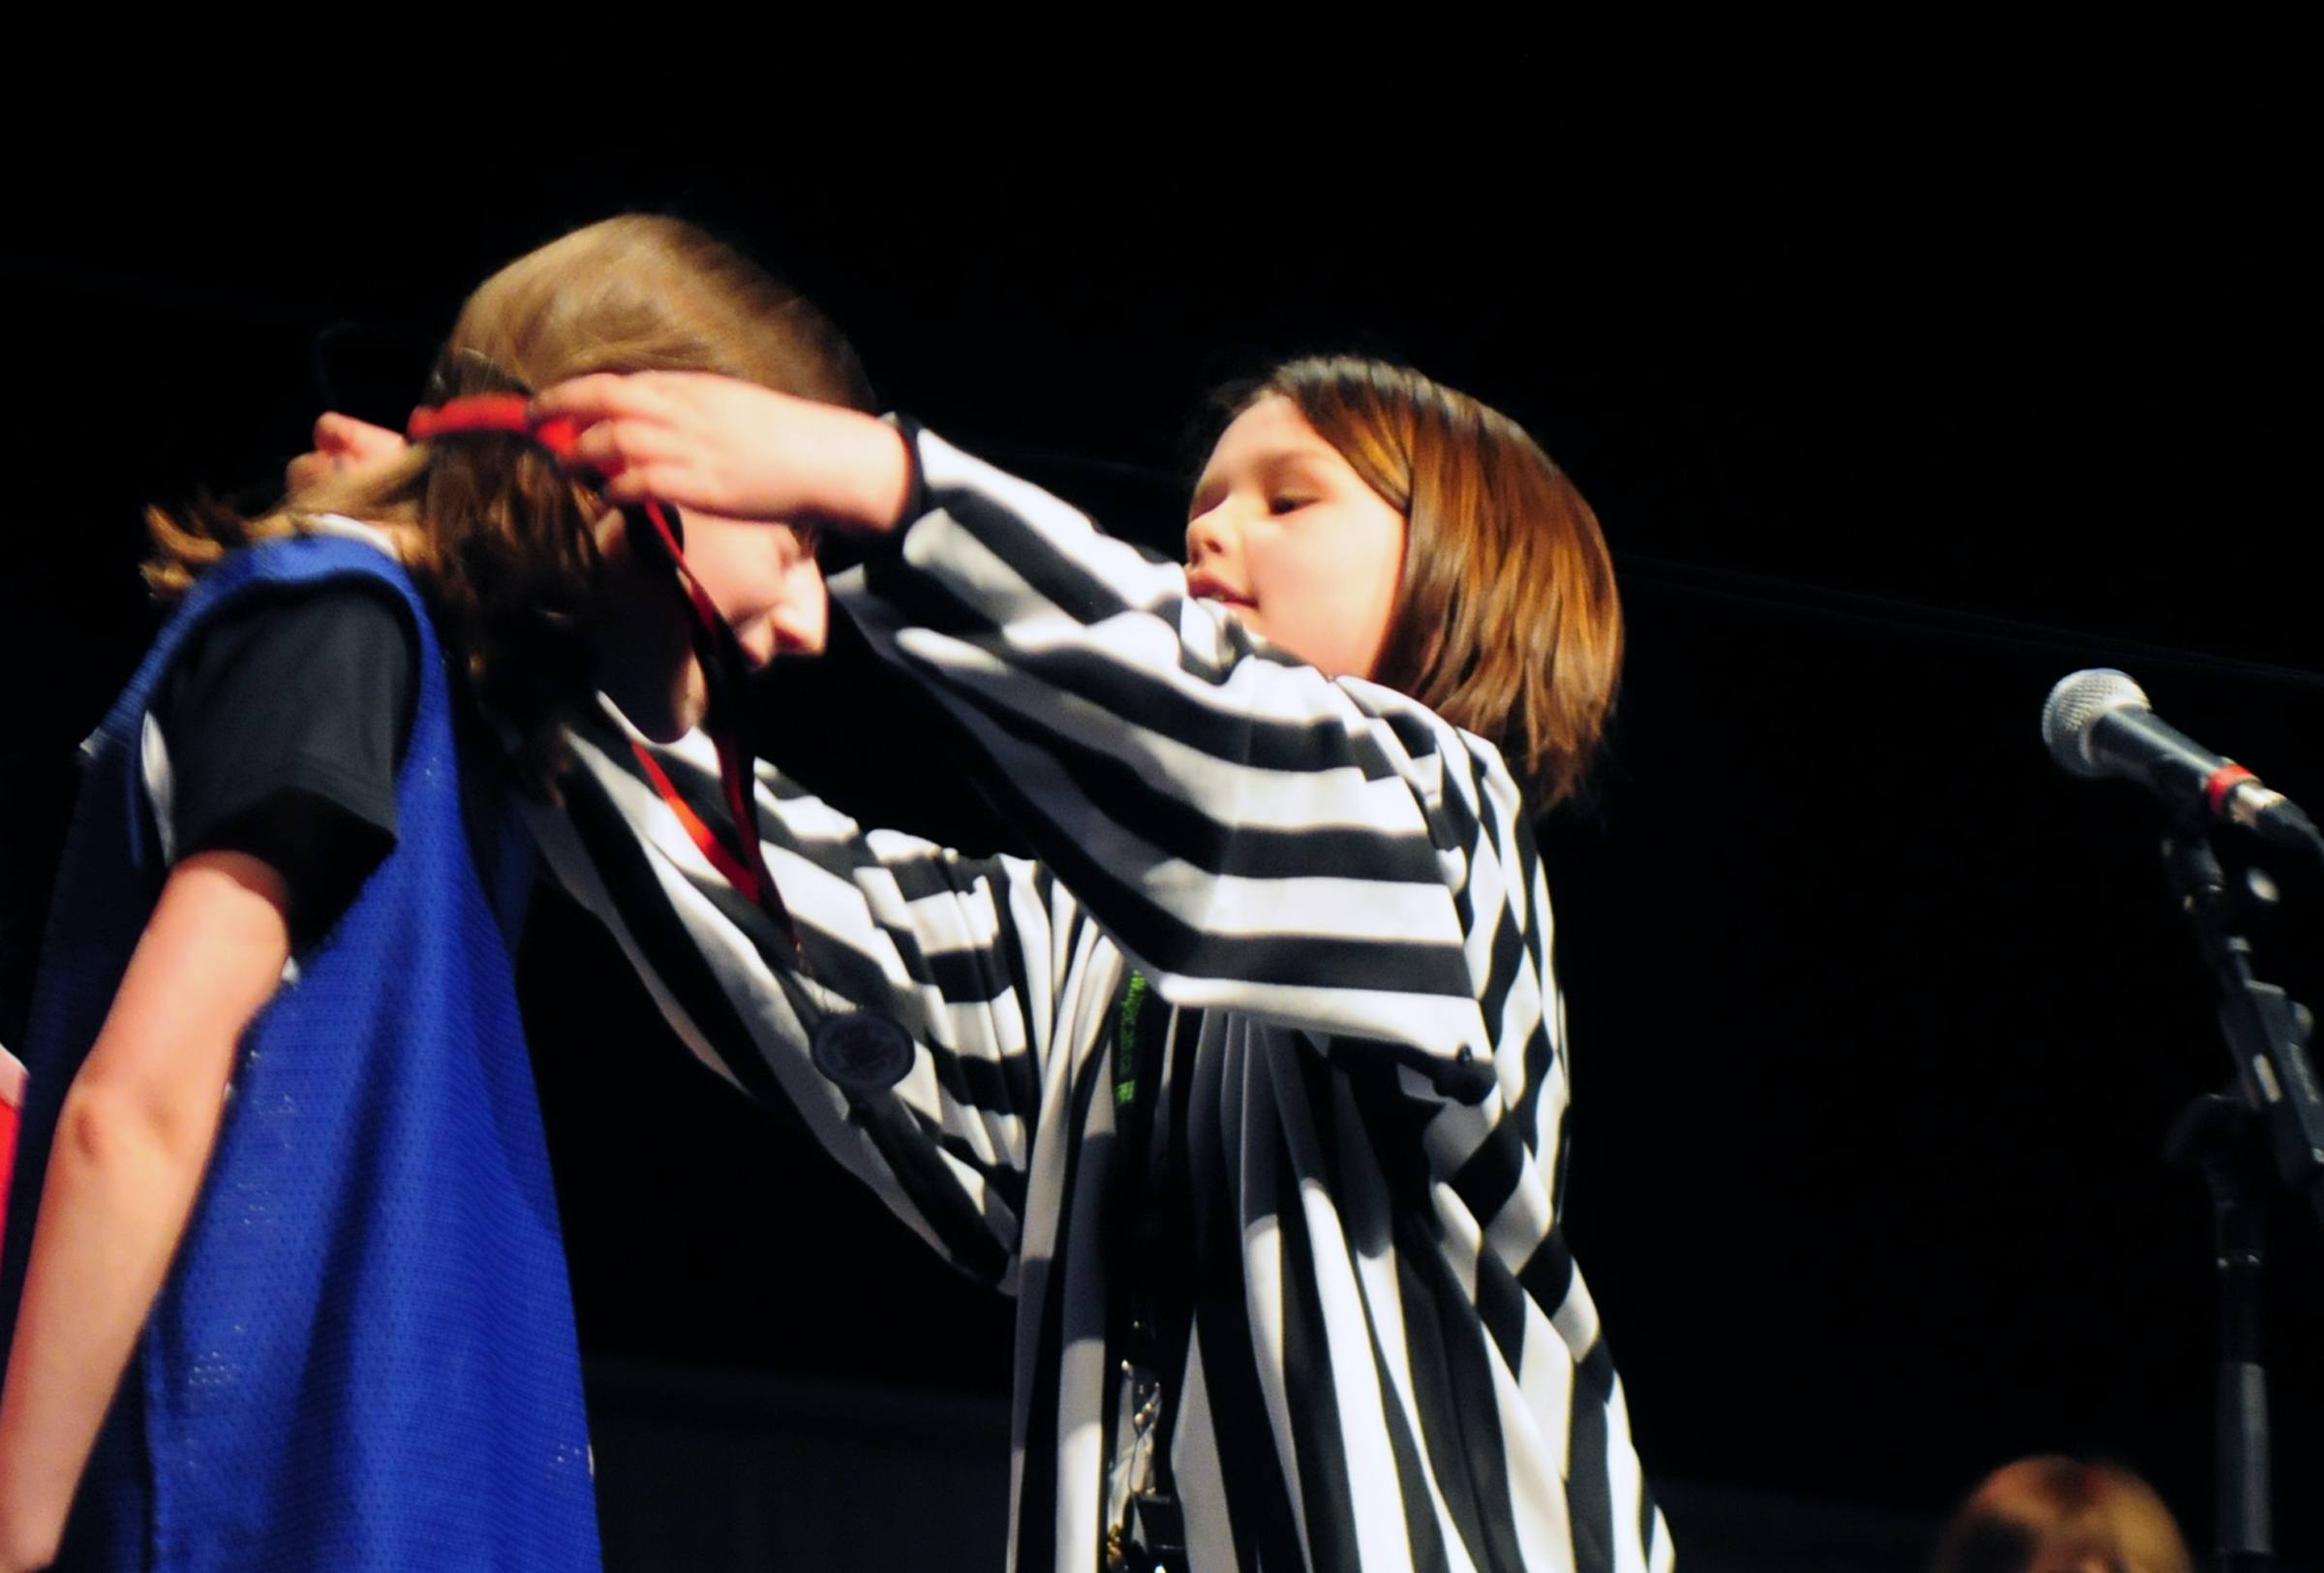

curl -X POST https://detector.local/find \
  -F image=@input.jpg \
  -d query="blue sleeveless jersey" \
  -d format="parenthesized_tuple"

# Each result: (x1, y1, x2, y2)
(0, 536, 600, 1570)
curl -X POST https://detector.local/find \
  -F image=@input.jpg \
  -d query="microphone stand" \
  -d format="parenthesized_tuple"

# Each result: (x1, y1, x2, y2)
(2158, 830, 2324, 1573)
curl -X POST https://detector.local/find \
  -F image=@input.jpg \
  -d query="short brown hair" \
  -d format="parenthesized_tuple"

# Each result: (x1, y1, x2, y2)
(147, 215, 872, 795)
(1238, 357, 1621, 810)
(1930, 1456, 2194, 1573)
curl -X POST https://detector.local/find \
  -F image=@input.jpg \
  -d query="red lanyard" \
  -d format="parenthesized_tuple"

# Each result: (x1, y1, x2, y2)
(408, 394, 808, 961)
(408, 393, 578, 456)
(621, 498, 803, 956)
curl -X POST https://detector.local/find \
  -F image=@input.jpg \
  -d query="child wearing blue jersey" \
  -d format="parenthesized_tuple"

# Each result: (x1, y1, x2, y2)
(0, 216, 850, 1573)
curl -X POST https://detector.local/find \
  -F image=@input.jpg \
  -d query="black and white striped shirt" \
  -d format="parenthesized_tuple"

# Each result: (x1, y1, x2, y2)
(529, 429, 1671, 1573)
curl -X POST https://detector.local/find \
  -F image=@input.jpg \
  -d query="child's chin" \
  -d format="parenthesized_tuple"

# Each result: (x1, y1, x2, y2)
(601, 661, 708, 743)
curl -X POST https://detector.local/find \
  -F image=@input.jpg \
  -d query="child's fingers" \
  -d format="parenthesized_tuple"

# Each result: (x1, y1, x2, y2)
(596, 468, 650, 503)
(537, 372, 804, 516)
(596, 462, 699, 507)
(566, 418, 670, 480)
(531, 372, 672, 427)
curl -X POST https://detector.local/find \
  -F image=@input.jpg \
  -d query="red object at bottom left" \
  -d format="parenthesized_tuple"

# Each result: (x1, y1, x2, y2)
(0, 1044, 23, 1227)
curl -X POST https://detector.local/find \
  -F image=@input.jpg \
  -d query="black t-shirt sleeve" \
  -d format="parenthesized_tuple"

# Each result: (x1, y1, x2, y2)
(153, 583, 420, 946)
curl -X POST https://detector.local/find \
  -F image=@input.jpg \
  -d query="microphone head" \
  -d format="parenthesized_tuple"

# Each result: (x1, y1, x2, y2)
(2042, 668, 2152, 778)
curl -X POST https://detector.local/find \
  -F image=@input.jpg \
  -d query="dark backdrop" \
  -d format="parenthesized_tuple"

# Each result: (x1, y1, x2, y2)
(3, 71, 2317, 1560)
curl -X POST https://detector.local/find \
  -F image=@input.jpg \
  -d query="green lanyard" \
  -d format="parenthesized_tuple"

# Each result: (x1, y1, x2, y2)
(1114, 970, 1152, 1110)
(1103, 967, 1190, 1573)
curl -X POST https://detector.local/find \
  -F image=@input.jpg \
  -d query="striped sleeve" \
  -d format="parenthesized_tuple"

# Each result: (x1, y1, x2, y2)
(834, 426, 1527, 1093)
(527, 699, 1124, 1288)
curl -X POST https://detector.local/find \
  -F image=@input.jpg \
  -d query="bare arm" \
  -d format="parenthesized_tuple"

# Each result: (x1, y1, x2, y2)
(531, 373, 911, 532)
(0, 851, 290, 1572)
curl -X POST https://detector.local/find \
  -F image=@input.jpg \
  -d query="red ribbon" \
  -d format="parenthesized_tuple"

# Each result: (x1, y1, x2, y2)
(405, 393, 806, 960)
(406, 394, 579, 460)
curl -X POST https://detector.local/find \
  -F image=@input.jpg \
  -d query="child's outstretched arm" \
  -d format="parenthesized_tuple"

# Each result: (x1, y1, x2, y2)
(534, 374, 1505, 1072)
(0, 852, 290, 1572)
(532, 704, 1104, 1288)
(534, 373, 913, 534)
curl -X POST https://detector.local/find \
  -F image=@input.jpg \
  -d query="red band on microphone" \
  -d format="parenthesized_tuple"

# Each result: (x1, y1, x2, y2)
(2206, 762, 2256, 816)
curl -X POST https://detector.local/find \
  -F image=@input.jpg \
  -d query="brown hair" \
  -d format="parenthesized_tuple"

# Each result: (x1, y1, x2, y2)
(1930, 1457, 2194, 1573)
(1234, 356, 1622, 810)
(146, 214, 872, 795)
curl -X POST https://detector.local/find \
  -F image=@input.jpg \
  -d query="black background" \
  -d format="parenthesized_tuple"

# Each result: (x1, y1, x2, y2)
(3, 59, 2317, 1556)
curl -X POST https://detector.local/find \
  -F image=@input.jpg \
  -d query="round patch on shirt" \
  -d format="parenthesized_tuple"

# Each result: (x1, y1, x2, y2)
(810, 1010, 916, 1092)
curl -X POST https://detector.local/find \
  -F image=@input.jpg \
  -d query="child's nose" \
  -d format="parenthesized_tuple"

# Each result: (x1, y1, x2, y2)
(1184, 506, 1232, 567)
(767, 592, 829, 659)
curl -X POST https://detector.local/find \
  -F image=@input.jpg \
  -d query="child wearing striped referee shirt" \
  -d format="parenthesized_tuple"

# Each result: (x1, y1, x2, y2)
(530, 358, 1670, 1573)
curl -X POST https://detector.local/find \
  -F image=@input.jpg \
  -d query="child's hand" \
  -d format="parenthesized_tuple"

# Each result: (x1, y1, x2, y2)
(532, 373, 912, 534)
(287, 413, 408, 493)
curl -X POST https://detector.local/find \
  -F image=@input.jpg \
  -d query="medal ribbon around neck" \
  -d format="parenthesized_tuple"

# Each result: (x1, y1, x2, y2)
(407, 393, 799, 957)
(409, 391, 916, 1091)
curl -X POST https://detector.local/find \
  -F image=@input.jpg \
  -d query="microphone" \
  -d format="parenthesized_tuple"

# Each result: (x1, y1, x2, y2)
(2043, 669, 2323, 855)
